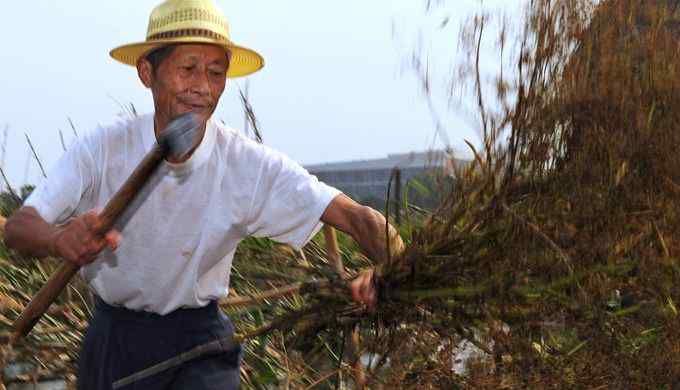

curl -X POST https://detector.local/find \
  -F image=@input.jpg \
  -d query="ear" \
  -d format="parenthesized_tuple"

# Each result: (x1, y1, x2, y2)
(225, 49, 233, 71)
(137, 58, 154, 88)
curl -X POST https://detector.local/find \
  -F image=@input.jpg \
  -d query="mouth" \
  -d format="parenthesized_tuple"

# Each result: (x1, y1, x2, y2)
(178, 100, 210, 113)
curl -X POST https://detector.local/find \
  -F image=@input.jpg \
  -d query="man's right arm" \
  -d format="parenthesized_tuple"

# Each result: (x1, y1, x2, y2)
(5, 206, 120, 266)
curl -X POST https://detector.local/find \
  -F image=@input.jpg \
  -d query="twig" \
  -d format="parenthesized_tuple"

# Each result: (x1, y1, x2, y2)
(113, 304, 328, 389)
(239, 304, 326, 341)
(24, 133, 47, 179)
(323, 225, 366, 388)
(58, 130, 67, 152)
(0, 124, 8, 169)
(652, 220, 670, 258)
(129, 103, 138, 117)
(220, 278, 349, 308)
(0, 167, 21, 202)
(304, 369, 343, 390)
(107, 94, 132, 118)
(221, 283, 305, 307)
(67, 117, 78, 138)
(502, 203, 575, 277)
(385, 168, 398, 268)
(336, 327, 346, 390)
(324, 226, 345, 278)
(239, 84, 263, 143)
(474, 15, 489, 149)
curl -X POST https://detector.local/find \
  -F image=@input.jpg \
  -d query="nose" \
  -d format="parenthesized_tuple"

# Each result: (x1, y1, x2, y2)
(189, 68, 211, 97)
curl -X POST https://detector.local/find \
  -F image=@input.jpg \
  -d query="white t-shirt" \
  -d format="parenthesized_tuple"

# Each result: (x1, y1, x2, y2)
(25, 113, 341, 314)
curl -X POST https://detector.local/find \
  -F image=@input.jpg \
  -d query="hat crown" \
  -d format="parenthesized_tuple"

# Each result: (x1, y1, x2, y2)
(110, 0, 264, 78)
(146, 0, 230, 42)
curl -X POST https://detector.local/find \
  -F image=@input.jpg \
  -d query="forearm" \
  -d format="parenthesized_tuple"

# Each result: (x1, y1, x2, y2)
(349, 206, 404, 269)
(4, 207, 58, 259)
(321, 195, 404, 307)
(322, 194, 405, 270)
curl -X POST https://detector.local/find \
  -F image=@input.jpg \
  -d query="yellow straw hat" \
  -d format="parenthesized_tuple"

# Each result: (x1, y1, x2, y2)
(110, 0, 264, 78)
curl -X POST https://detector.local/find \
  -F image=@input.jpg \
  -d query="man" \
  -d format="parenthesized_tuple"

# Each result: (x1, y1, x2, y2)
(4, 0, 403, 389)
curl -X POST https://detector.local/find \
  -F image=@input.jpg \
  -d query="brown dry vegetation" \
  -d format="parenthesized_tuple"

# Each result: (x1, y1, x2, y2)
(228, 1, 680, 386)
(389, 0, 680, 387)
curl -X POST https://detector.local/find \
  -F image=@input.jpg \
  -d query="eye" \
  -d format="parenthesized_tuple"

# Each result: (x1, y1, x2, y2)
(209, 69, 226, 77)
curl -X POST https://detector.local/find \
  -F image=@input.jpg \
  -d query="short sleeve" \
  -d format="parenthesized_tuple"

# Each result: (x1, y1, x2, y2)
(245, 149, 341, 249)
(24, 136, 98, 225)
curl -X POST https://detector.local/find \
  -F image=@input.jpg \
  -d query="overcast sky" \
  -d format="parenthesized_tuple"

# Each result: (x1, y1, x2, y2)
(0, 0, 519, 187)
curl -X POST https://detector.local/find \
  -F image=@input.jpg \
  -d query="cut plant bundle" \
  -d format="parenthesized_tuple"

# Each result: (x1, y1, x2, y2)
(224, 0, 680, 387)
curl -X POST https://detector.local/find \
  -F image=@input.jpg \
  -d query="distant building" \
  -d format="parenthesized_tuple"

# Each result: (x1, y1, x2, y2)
(306, 151, 466, 210)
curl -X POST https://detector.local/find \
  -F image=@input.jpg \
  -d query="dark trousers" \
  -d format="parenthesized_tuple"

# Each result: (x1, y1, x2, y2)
(77, 298, 241, 390)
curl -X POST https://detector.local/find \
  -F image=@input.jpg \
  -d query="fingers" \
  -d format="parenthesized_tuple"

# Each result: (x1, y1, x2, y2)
(104, 230, 122, 252)
(350, 269, 377, 311)
(50, 210, 122, 266)
(82, 210, 103, 233)
(350, 277, 363, 304)
(89, 209, 122, 252)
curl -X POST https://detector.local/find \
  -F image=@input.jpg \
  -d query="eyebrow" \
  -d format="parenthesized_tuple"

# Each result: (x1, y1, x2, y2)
(178, 55, 226, 65)
(177, 55, 199, 64)
(208, 62, 229, 69)
(210, 56, 228, 65)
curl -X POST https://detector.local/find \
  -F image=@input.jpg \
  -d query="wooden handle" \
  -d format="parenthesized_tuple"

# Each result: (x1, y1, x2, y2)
(11, 261, 81, 340)
(97, 145, 165, 232)
(12, 145, 165, 340)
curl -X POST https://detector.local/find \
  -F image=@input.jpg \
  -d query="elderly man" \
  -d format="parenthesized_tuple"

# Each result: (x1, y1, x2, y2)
(4, 0, 403, 389)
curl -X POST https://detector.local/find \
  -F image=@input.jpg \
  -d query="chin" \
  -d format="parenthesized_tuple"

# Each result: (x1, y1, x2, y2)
(174, 109, 209, 122)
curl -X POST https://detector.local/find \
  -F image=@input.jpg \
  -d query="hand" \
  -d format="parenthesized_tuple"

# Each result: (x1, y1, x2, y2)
(349, 268, 377, 311)
(48, 210, 121, 266)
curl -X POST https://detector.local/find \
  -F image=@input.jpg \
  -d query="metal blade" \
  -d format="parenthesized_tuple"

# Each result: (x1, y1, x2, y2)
(157, 112, 201, 160)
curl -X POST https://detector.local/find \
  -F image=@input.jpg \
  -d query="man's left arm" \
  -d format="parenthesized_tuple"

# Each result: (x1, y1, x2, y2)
(321, 193, 405, 309)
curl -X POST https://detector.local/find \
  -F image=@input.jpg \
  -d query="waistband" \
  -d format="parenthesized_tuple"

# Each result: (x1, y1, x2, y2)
(94, 296, 219, 322)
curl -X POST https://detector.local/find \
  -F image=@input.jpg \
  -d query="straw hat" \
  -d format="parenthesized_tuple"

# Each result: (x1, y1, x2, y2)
(110, 0, 264, 78)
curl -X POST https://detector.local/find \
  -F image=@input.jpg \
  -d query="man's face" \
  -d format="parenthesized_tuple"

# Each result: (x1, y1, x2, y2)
(140, 44, 229, 127)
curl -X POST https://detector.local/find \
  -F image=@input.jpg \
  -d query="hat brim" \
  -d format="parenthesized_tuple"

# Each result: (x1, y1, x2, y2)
(110, 37, 264, 78)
